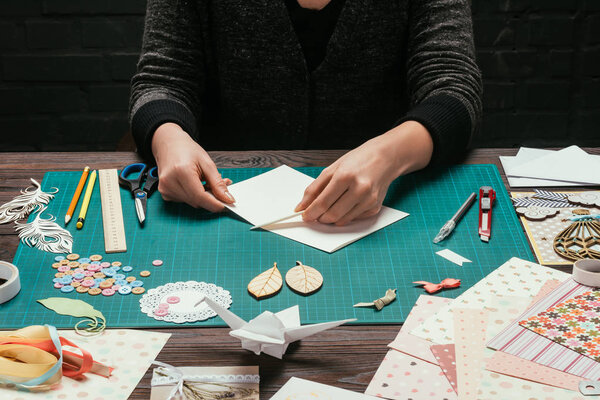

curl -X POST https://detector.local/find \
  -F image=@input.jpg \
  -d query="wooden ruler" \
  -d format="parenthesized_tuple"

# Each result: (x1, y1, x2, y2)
(98, 169, 127, 253)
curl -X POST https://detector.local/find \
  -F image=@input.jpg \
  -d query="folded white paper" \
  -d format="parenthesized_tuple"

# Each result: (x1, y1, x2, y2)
(435, 249, 472, 266)
(501, 146, 600, 187)
(271, 377, 378, 399)
(225, 165, 409, 252)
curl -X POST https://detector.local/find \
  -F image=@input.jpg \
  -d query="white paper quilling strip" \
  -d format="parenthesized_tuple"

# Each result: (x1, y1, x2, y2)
(0, 260, 21, 304)
(0, 178, 58, 224)
(15, 206, 73, 254)
(572, 259, 600, 287)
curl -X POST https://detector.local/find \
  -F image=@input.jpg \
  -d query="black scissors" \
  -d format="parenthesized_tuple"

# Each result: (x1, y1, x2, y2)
(119, 163, 158, 224)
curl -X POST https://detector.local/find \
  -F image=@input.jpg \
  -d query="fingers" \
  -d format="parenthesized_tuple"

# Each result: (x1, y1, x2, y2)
(302, 177, 349, 222)
(335, 204, 382, 226)
(201, 160, 235, 204)
(317, 191, 359, 224)
(295, 167, 334, 212)
(177, 170, 226, 212)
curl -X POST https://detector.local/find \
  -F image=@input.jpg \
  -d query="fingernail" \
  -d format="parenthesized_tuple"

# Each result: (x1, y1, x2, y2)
(225, 190, 235, 203)
(294, 203, 303, 212)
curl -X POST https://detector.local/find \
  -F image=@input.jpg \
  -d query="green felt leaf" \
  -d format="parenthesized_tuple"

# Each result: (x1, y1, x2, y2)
(37, 297, 106, 326)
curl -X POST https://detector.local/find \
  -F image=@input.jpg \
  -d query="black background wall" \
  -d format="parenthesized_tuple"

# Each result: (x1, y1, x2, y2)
(0, 0, 598, 151)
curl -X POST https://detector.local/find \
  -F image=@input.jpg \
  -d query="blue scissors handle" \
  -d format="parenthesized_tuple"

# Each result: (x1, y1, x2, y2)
(119, 163, 158, 196)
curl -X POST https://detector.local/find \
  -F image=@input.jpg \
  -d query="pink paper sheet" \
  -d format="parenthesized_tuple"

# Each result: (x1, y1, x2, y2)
(454, 308, 489, 400)
(431, 344, 457, 394)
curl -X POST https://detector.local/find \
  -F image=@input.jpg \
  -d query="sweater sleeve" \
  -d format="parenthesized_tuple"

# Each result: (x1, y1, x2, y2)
(129, 0, 205, 161)
(398, 0, 483, 164)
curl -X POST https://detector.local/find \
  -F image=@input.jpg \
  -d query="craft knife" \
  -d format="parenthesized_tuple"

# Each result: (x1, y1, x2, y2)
(478, 186, 496, 242)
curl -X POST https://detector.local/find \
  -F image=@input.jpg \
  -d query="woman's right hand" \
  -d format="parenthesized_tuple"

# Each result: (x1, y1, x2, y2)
(151, 122, 235, 212)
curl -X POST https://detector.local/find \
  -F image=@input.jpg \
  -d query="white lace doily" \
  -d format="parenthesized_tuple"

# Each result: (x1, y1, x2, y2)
(152, 371, 260, 386)
(139, 281, 232, 323)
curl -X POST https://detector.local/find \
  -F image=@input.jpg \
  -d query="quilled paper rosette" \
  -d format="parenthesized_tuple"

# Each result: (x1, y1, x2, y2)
(0, 325, 111, 392)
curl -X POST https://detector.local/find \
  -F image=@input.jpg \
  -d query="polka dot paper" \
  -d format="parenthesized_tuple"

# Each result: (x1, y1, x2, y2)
(478, 371, 585, 400)
(365, 349, 457, 400)
(430, 344, 457, 394)
(0, 329, 170, 400)
(454, 308, 489, 400)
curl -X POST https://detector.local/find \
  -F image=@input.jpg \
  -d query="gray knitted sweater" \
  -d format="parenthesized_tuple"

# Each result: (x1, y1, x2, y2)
(130, 0, 482, 163)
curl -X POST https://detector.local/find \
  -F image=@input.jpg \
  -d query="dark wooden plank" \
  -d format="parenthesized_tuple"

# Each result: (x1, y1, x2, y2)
(1, 147, 598, 399)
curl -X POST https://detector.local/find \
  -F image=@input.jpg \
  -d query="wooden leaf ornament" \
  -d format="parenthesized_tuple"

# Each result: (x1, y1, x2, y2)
(248, 262, 283, 299)
(285, 261, 323, 295)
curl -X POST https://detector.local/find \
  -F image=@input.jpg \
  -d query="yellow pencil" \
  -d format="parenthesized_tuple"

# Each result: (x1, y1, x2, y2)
(76, 170, 97, 229)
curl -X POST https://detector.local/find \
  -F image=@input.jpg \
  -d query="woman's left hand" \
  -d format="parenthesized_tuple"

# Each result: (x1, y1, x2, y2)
(295, 121, 434, 225)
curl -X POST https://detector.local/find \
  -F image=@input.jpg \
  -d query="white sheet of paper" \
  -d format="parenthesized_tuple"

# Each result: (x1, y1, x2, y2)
(435, 249, 472, 266)
(225, 165, 409, 253)
(503, 146, 600, 186)
(271, 377, 378, 399)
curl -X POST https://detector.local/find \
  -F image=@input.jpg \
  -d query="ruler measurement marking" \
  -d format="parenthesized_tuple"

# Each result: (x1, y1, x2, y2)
(99, 169, 127, 253)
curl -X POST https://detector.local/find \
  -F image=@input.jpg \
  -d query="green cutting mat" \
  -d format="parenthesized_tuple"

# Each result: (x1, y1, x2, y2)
(1, 165, 533, 329)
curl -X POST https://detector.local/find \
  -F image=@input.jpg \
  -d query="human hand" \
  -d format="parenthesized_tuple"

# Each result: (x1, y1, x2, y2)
(295, 121, 433, 225)
(151, 122, 235, 212)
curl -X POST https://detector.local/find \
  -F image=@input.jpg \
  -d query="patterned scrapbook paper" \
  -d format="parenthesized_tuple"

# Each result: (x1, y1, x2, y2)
(478, 371, 585, 400)
(365, 349, 457, 400)
(486, 351, 581, 392)
(388, 295, 451, 364)
(520, 289, 600, 362)
(488, 279, 600, 380)
(454, 309, 489, 400)
(411, 258, 569, 344)
(431, 344, 457, 394)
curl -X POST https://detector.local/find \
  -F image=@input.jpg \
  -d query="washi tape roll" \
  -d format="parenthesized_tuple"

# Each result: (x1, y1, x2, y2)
(0, 260, 21, 304)
(572, 259, 600, 287)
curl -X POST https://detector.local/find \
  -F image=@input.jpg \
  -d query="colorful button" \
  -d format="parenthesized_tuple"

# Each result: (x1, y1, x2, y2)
(90, 255, 103, 261)
(88, 288, 102, 296)
(79, 258, 91, 264)
(111, 261, 122, 267)
(90, 261, 101, 265)
(93, 278, 104, 284)
(99, 281, 113, 289)
(76, 286, 89, 293)
(53, 282, 64, 289)
(60, 259, 69, 265)
(93, 272, 106, 279)
(51, 263, 61, 269)
(112, 285, 121, 290)
(73, 273, 85, 280)
(152, 259, 163, 266)
(101, 288, 115, 296)
(66, 253, 80, 261)
(115, 279, 128, 286)
(158, 303, 169, 309)
(140, 270, 151, 277)
(130, 280, 143, 287)
(52, 278, 62, 283)
(73, 268, 85, 274)
(167, 296, 180, 304)
(122, 266, 133, 272)
(54, 272, 65, 278)
(153, 308, 168, 316)
(132, 287, 145, 294)
(103, 268, 116, 277)
(60, 285, 75, 293)
(118, 286, 132, 295)
(59, 276, 73, 285)
(63, 270, 74, 275)
(83, 270, 94, 277)
(126, 276, 136, 282)
(57, 265, 71, 273)
(100, 262, 111, 268)
(105, 278, 116, 284)
(54, 256, 65, 262)
(68, 261, 80, 268)
(113, 273, 126, 280)
(79, 263, 90, 270)
(70, 281, 81, 288)
(87, 264, 101, 272)
(81, 280, 95, 287)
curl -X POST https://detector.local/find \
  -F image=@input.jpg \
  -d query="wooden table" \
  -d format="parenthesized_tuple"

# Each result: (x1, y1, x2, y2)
(1, 148, 598, 399)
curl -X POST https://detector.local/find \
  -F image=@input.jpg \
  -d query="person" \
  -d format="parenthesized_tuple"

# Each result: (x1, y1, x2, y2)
(129, 0, 482, 225)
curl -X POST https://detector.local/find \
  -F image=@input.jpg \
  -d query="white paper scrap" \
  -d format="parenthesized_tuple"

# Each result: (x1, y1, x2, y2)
(435, 249, 472, 266)
(225, 165, 409, 253)
(271, 377, 378, 399)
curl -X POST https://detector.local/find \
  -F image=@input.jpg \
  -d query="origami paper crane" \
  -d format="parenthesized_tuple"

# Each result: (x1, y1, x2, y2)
(196, 296, 355, 359)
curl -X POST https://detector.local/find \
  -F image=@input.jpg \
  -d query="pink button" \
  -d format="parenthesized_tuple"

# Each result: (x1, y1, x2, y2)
(87, 264, 100, 272)
(112, 285, 121, 290)
(81, 280, 95, 287)
(152, 259, 163, 266)
(100, 262, 111, 268)
(101, 288, 115, 296)
(57, 266, 70, 272)
(53, 282, 63, 288)
(158, 303, 169, 309)
(83, 270, 94, 277)
(166, 296, 180, 304)
(74, 268, 85, 274)
(154, 308, 168, 317)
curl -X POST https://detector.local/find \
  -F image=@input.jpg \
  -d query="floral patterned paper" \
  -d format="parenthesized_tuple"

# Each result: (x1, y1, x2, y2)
(519, 289, 600, 362)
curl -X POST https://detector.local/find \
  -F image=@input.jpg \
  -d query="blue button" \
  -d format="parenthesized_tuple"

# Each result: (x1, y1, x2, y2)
(73, 273, 85, 280)
(53, 278, 62, 283)
(60, 285, 74, 293)
(114, 274, 126, 280)
(59, 277, 73, 285)
(122, 266, 133, 272)
(112, 266, 120, 272)
(54, 255, 65, 262)
(130, 280, 143, 287)
(94, 278, 104, 284)
(103, 268, 116, 277)
(79, 258, 91, 264)
(115, 279, 128, 286)
(118, 286, 132, 295)
(92, 283, 100, 288)
(90, 261, 101, 265)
